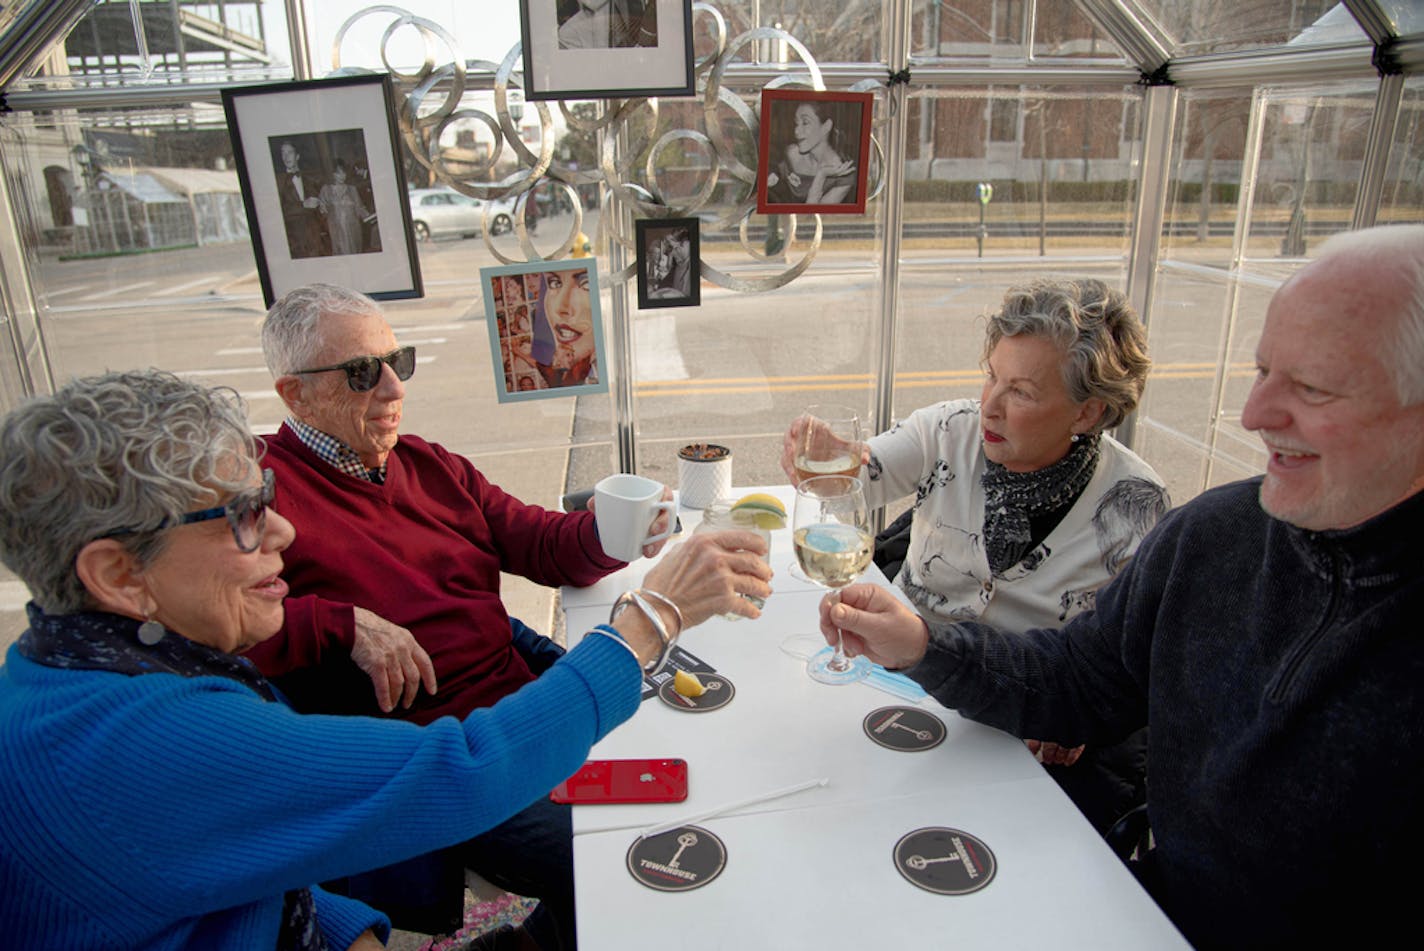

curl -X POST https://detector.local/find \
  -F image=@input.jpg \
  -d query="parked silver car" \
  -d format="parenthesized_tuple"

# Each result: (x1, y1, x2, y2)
(407, 187, 516, 240)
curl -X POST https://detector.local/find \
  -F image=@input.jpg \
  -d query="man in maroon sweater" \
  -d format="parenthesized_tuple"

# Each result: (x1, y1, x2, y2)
(245, 282, 671, 949)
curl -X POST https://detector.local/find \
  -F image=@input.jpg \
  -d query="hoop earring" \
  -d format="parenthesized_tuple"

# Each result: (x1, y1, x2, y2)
(137, 617, 167, 646)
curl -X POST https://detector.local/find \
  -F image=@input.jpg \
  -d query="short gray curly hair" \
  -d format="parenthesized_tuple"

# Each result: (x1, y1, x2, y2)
(982, 278, 1151, 433)
(0, 369, 259, 614)
(261, 283, 385, 377)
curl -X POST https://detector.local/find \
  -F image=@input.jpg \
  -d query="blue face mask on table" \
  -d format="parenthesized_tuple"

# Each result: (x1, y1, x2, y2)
(780, 634, 929, 703)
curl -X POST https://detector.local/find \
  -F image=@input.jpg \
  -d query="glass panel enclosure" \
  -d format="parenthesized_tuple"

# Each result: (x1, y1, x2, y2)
(1136, 0, 1366, 57)
(1379, 0, 1424, 35)
(1032, 3, 1129, 61)
(2, 0, 1422, 647)
(1135, 80, 1382, 505)
(909, 0, 1129, 63)
(895, 84, 1139, 425)
(610, 84, 882, 493)
(713, 1, 886, 65)
(1380, 76, 1424, 226)
(57, 0, 290, 79)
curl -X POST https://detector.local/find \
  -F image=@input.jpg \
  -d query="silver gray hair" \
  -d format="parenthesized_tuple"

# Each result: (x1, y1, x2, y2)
(982, 278, 1151, 432)
(261, 283, 386, 377)
(0, 369, 259, 614)
(1315, 225, 1424, 406)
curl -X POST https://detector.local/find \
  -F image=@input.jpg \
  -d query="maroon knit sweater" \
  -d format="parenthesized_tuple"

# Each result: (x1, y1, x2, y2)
(245, 424, 623, 724)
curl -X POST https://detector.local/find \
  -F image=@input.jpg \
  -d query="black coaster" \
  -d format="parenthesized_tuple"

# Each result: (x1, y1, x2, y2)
(893, 827, 997, 895)
(642, 646, 716, 701)
(626, 825, 727, 892)
(863, 706, 947, 752)
(658, 673, 735, 712)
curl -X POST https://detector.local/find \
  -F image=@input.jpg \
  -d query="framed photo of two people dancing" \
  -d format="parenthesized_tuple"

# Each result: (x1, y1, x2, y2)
(635, 218, 700, 310)
(757, 88, 874, 216)
(520, 0, 695, 101)
(222, 73, 422, 307)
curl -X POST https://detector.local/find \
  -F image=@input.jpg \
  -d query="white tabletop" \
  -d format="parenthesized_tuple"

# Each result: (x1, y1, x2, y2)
(562, 487, 1188, 949)
(574, 783, 1186, 949)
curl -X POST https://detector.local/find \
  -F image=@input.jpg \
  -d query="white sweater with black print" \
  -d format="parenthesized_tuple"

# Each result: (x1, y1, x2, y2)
(864, 399, 1167, 633)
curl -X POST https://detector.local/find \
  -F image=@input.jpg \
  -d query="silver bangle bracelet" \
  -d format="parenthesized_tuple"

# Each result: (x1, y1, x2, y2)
(636, 589, 684, 639)
(610, 590, 679, 675)
(589, 623, 642, 666)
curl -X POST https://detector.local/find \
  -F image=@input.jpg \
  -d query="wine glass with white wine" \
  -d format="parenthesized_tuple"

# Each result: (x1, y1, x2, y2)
(792, 404, 863, 484)
(792, 475, 873, 685)
(788, 405, 863, 582)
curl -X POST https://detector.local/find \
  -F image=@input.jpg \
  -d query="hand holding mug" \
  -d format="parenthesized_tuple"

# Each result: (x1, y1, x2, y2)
(593, 474, 677, 562)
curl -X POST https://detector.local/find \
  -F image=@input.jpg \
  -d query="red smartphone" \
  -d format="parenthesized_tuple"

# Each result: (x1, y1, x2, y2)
(549, 758, 689, 805)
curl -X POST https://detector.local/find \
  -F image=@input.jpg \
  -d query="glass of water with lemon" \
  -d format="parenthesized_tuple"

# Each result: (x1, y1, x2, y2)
(694, 492, 786, 618)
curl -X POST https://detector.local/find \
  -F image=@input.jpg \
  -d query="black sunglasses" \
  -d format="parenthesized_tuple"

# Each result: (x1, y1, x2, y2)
(103, 469, 276, 553)
(294, 346, 416, 392)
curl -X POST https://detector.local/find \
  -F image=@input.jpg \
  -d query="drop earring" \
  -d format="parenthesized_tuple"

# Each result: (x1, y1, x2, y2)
(137, 617, 166, 646)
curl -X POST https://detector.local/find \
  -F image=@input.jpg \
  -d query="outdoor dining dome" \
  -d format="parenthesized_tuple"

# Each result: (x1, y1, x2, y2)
(0, 0, 1420, 637)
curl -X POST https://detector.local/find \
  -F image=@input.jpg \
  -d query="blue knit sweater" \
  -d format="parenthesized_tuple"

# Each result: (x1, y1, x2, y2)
(906, 478, 1424, 948)
(0, 629, 641, 950)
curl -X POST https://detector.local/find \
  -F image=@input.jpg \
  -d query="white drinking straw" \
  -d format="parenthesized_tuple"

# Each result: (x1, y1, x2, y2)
(639, 777, 829, 839)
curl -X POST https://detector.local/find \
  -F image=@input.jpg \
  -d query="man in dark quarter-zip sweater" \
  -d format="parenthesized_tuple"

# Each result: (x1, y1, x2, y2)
(817, 223, 1424, 949)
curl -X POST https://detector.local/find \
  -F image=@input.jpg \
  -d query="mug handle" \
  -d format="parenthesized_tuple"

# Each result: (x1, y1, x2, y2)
(643, 499, 678, 546)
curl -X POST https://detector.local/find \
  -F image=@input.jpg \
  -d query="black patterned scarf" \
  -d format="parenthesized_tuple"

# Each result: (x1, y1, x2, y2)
(981, 435, 1101, 576)
(17, 603, 330, 951)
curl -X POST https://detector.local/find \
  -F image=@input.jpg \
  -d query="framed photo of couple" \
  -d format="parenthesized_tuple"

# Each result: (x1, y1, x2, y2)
(635, 217, 699, 309)
(519, 0, 695, 101)
(480, 259, 610, 403)
(756, 88, 874, 216)
(222, 73, 422, 307)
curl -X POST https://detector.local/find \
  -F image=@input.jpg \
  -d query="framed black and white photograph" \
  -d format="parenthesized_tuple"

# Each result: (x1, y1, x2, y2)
(519, 0, 694, 101)
(480, 259, 609, 403)
(756, 88, 874, 216)
(222, 73, 421, 306)
(635, 217, 699, 309)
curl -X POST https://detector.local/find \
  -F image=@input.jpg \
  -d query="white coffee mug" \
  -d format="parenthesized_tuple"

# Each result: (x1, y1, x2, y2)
(594, 474, 677, 561)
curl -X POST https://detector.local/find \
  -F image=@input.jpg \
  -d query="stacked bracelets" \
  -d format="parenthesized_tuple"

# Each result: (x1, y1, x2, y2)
(608, 588, 685, 674)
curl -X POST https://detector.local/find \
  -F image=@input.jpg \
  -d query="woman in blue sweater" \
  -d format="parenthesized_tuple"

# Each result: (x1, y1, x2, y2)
(0, 369, 771, 951)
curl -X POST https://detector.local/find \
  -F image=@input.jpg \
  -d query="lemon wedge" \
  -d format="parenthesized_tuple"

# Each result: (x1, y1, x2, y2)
(673, 669, 707, 698)
(731, 493, 788, 530)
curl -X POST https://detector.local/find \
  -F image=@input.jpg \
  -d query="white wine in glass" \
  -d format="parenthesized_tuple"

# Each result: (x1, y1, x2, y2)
(788, 404, 864, 584)
(792, 404, 863, 485)
(792, 475, 873, 685)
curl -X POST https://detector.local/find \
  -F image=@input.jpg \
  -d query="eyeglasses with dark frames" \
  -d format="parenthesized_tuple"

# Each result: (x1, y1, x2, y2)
(173, 468, 276, 553)
(104, 469, 276, 553)
(293, 346, 416, 392)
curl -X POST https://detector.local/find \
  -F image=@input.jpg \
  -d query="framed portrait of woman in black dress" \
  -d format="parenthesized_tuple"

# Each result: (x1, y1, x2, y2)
(756, 88, 874, 216)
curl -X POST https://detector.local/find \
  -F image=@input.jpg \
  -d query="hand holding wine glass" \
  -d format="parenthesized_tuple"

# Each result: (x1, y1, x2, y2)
(793, 475, 873, 685)
(783, 404, 864, 485)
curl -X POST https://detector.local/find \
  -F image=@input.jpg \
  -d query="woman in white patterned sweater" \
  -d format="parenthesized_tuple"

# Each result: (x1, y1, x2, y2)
(783, 278, 1168, 833)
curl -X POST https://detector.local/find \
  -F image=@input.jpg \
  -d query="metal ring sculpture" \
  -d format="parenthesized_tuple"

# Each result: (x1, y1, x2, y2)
(332, 3, 884, 289)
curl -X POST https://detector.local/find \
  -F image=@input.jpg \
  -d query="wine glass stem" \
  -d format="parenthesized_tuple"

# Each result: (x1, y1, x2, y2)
(827, 627, 853, 672)
(826, 587, 852, 672)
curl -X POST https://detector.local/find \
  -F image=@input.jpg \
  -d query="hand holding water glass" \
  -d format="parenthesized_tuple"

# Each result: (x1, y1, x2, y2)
(694, 499, 774, 619)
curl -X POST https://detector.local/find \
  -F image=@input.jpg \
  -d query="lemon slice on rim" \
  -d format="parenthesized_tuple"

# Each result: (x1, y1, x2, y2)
(731, 493, 788, 530)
